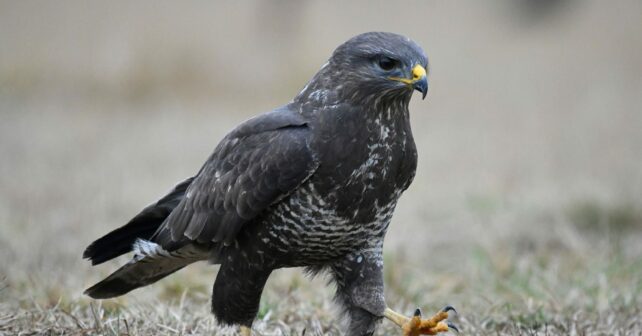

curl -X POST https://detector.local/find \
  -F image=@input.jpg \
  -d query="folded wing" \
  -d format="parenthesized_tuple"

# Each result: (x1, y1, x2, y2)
(153, 108, 318, 248)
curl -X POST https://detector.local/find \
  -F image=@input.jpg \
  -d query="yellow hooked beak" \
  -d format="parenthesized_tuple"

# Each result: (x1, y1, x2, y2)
(389, 64, 428, 99)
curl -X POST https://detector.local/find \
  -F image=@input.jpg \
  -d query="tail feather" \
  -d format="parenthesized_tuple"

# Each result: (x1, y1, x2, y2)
(83, 177, 194, 265)
(84, 239, 206, 299)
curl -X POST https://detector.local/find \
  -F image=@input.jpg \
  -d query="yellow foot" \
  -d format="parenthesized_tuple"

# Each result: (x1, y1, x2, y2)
(240, 326, 252, 336)
(384, 306, 458, 336)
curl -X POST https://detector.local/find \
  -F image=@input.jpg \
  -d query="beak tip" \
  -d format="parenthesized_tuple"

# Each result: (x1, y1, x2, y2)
(414, 77, 428, 100)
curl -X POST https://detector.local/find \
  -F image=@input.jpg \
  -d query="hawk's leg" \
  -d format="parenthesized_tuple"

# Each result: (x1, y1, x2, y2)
(331, 251, 387, 336)
(211, 261, 272, 333)
(332, 251, 457, 336)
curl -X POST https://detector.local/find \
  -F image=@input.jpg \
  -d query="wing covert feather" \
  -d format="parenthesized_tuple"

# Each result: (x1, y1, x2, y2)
(158, 109, 317, 246)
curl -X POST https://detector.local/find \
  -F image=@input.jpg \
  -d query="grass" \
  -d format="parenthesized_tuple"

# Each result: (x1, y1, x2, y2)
(1, 241, 640, 335)
(1, 190, 640, 335)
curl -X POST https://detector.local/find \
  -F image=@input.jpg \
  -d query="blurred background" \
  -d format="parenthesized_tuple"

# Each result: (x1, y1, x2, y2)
(1, 1, 641, 335)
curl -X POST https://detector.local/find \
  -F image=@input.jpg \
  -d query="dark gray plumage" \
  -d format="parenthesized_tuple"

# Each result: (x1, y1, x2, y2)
(84, 32, 433, 336)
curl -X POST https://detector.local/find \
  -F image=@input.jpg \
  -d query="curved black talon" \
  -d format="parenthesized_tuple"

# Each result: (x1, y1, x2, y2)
(441, 305, 457, 315)
(414, 308, 422, 317)
(447, 322, 459, 333)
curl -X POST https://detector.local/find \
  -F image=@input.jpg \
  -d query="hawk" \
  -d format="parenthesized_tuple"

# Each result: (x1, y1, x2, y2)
(83, 32, 457, 336)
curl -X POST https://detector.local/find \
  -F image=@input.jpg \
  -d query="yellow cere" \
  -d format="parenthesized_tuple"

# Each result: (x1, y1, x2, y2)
(412, 64, 426, 81)
(389, 64, 427, 84)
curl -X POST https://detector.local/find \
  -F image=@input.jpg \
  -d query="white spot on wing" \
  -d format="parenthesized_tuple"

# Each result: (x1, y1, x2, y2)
(133, 239, 170, 259)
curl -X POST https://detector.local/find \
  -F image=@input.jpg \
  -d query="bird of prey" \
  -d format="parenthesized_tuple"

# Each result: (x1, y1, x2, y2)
(83, 32, 457, 336)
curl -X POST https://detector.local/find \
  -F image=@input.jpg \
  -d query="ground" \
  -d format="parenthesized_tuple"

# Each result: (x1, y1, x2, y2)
(1, 1, 641, 335)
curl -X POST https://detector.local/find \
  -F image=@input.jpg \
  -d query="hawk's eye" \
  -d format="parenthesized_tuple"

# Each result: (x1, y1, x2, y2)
(377, 56, 398, 71)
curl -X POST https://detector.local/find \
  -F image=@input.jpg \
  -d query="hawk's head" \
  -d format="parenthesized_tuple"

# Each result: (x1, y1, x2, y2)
(295, 32, 429, 109)
(329, 32, 429, 101)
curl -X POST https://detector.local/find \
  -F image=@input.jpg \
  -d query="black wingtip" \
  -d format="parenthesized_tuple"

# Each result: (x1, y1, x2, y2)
(413, 308, 422, 317)
(84, 277, 134, 299)
(82, 243, 103, 265)
(83, 177, 195, 266)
